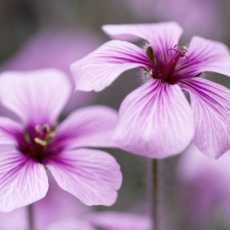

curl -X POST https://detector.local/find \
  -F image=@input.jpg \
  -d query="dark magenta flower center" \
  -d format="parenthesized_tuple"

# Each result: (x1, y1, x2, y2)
(18, 124, 55, 163)
(146, 46, 187, 84)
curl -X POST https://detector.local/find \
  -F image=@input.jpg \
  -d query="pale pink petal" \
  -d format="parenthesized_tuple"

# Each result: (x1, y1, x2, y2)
(0, 151, 48, 212)
(0, 69, 72, 124)
(0, 117, 22, 146)
(89, 212, 151, 230)
(47, 219, 95, 230)
(47, 149, 122, 206)
(54, 106, 118, 149)
(177, 36, 230, 77)
(103, 22, 183, 52)
(181, 78, 230, 158)
(71, 40, 148, 91)
(114, 80, 194, 158)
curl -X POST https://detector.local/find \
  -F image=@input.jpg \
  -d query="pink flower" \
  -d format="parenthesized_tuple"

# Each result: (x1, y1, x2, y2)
(0, 69, 122, 212)
(0, 209, 27, 230)
(47, 219, 95, 230)
(179, 146, 230, 222)
(71, 22, 230, 159)
(5, 30, 101, 75)
(88, 211, 151, 230)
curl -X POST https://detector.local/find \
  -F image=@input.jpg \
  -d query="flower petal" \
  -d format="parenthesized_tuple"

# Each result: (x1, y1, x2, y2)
(0, 117, 21, 146)
(103, 22, 183, 52)
(89, 212, 151, 230)
(114, 80, 194, 158)
(0, 69, 72, 125)
(47, 149, 122, 206)
(181, 78, 230, 158)
(71, 40, 148, 91)
(54, 106, 118, 149)
(0, 151, 48, 212)
(177, 36, 230, 77)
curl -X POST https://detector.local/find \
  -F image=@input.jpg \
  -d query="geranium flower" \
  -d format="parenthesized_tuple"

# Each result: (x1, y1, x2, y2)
(71, 22, 230, 159)
(0, 69, 122, 212)
(88, 211, 151, 230)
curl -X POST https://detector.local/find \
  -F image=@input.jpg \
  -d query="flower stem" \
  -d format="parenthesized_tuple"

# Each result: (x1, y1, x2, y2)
(151, 159, 159, 230)
(27, 205, 35, 230)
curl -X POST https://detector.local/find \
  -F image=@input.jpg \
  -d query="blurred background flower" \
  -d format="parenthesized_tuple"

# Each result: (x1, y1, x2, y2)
(179, 146, 230, 230)
(0, 209, 27, 230)
(125, 0, 223, 38)
(3, 29, 101, 114)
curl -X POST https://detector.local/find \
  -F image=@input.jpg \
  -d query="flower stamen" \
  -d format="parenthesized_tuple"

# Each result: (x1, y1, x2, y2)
(145, 45, 187, 85)
(19, 124, 56, 162)
(146, 46, 156, 64)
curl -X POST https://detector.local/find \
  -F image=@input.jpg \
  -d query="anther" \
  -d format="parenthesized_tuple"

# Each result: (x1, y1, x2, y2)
(24, 132, 31, 144)
(35, 124, 51, 134)
(34, 137, 48, 147)
(146, 47, 156, 64)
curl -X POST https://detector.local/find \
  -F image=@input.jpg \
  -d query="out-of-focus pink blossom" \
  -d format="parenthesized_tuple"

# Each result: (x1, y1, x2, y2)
(47, 219, 95, 230)
(0, 180, 90, 229)
(5, 30, 101, 74)
(4, 30, 101, 113)
(71, 22, 230, 159)
(34, 179, 90, 230)
(0, 188, 150, 230)
(0, 209, 27, 230)
(46, 211, 151, 230)
(179, 145, 230, 222)
(125, 0, 222, 38)
(89, 211, 151, 230)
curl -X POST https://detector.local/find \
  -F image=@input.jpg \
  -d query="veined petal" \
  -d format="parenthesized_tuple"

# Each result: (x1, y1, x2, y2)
(0, 69, 73, 125)
(114, 80, 194, 158)
(177, 36, 230, 77)
(54, 106, 118, 149)
(0, 151, 48, 212)
(89, 212, 151, 230)
(71, 40, 149, 92)
(181, 78, 230, 158)
(47, 149, 122, 206)
(103, 22, 183, 54)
